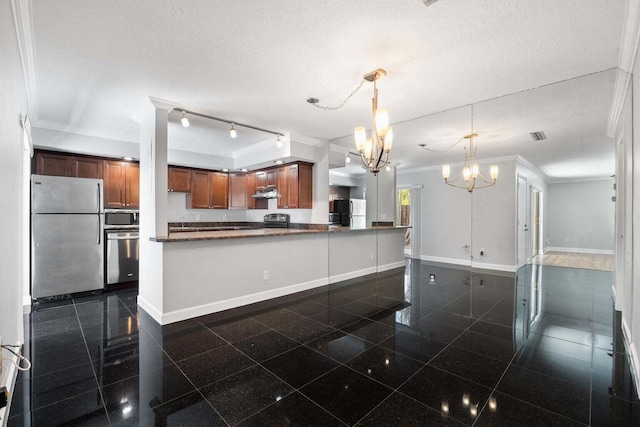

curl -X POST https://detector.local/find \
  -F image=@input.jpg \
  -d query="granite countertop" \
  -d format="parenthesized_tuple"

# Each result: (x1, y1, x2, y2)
(152, 224, 410, 242)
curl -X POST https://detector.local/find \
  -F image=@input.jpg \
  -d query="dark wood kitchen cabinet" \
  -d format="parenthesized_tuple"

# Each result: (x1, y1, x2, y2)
(103, 160, 139, 208)
(228, 173, 248, 209)
(277, 162, 312, 209)
(255, 171, 267, 190)
(168, 166, 192, 192)
(34, 151, 103, 179)
(246, 172, 267, 209)
(188, 170, 229, 209)
(72, 156, 103, 179)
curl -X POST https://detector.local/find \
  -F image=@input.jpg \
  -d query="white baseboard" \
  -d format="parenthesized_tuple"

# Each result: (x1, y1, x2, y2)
(22, 295, 32, 313)
(545, 247, 614, 255)
(377, 261, 406, 273)
(421, 255, 471, 267)
(329, 267, 377, 284)
(470, 262, 517, 273)
(137, 296, 163, 325)
(621, 317, 640, 400)
(158, 278, 330, 325)
(420, 256, 514, 273)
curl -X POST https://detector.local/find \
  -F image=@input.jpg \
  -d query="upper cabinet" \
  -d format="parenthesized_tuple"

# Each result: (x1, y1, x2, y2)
(34, 151, 102, 179)
(277, 162, 313, 209)
(187, 170, 228, 209)
(229, 173, 248, 209)
(168, 166, 192, 192)
(103, 160, 139, 208)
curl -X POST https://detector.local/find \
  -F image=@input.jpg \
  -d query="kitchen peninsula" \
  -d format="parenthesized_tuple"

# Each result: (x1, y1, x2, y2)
(133, 97, 404, 325)
(140, 224, 407, 324)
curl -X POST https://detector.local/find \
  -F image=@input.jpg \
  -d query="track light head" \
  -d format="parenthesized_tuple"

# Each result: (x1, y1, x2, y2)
(230, 124, 237, 138)
(180, 112, 190, 127)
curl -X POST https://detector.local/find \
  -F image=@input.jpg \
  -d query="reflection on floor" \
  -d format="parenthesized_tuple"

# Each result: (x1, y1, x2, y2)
(8, 261, 639, 426)
(532, 251, 614, 271)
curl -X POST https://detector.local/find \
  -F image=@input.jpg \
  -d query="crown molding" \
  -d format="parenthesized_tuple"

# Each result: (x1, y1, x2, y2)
(33, 119, 137, 144)
(11, 0, 37, 122)
(130, 96, 178, 123)
(515, 155, 550, 182)
(608, 0, 640, 137)
(545, 176, 614, 184)
(290, 134, 326, 147)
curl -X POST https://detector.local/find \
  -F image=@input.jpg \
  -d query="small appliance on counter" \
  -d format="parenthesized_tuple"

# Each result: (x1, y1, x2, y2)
(31, 174, 105, 298)
(329, 212, 341, 225)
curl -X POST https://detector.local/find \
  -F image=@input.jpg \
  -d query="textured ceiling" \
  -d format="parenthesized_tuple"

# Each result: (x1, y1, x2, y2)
(27, 0, 625, 178)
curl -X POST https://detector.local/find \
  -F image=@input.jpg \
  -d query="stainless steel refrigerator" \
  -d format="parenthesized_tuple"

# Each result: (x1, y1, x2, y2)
(31, 174, 104, 298)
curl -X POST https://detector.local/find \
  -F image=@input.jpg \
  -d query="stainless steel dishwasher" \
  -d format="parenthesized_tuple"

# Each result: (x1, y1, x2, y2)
(105, 230, 139, 284)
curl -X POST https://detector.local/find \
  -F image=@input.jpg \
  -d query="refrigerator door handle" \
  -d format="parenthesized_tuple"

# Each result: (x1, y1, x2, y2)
(350, 200, 353, 217)
(97, 182, 101, 213)
(97, 215, 101, 245)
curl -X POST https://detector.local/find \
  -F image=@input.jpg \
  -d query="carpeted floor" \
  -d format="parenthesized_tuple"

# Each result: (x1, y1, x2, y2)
(531, 251, 614, 271)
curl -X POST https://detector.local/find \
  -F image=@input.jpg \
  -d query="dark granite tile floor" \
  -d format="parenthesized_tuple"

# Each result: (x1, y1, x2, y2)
(7, 261, 639, 426)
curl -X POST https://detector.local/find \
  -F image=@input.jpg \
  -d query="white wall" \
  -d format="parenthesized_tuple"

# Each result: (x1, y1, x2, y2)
(1, 0, 28, 402)
(399, 160, 518, 271)
(546, 179, 615, 253)
(471, 160, 517, 269)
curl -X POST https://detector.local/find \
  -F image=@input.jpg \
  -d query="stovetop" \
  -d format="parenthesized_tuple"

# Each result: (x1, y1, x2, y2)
(263, 213, 290, 228)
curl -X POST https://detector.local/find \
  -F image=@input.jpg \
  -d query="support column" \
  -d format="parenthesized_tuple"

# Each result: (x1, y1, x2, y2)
(132, 96, 176, 323)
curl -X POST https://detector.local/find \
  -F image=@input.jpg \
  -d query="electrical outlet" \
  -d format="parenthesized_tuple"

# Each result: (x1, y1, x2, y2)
(222, 214, 227, 221)
(263, 270, 269, 280)
(195, 214, 200, 221)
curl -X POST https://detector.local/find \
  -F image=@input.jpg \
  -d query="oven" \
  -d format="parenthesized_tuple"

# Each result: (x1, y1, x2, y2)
(104, 209, 139, 285)
(329, 212, 341, 225)
(264, 213, 290, 228)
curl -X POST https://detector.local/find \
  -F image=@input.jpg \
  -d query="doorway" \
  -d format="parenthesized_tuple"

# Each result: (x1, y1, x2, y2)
(397, 186, 422, 259)
(517, 174, 530, 267)
(531, 188, 543, 257)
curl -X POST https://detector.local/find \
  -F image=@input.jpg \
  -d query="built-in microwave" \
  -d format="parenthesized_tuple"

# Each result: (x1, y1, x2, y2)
(104, 209, 139, 229)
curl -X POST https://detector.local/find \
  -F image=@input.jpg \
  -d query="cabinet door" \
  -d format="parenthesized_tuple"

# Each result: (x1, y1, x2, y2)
(189, 171, 211, 209)
(168, 167, 192, 192)
(286, 164, 299, 208)
(247, 173, 256, 209)
(255, 171, 267, 190)
(277, 167, 289, 209)
(298, 163, 313, 209)
(210, 172, 229, 209)
(103, 160, 126, 208)
(35, 152, 71, 177)
(267, 170, 278, 188)
(72, 156, 103, 179)
(228, 173, 248, 209)
(125, 163, 140, 208)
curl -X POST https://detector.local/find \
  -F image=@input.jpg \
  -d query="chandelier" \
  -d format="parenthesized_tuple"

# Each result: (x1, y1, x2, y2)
(442, 133, 498, 192)
(354, 69, 393, 175)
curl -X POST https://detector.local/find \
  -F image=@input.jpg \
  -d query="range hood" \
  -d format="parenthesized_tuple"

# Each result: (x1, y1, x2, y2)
(252, 188, 279, 199)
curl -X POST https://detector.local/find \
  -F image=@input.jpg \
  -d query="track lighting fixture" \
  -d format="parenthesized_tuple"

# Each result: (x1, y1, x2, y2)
(174, 107, 284, 142)
(180, 112, 190, 127)
(276, 134, 283, 148)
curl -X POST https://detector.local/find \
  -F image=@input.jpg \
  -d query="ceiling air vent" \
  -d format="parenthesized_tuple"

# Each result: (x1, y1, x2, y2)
(529, 131, 547, 141)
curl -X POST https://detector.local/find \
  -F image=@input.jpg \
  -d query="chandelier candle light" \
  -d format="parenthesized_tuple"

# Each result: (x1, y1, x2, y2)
(442, 133, 498, 192)
(354, 69, 393, 175)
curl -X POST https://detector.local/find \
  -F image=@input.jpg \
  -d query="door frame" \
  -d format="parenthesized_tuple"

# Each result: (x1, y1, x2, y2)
(516, 174, 530, 267)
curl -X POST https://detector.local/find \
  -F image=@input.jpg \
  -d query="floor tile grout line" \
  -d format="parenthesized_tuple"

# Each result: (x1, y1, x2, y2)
(71, 297, 112, 426)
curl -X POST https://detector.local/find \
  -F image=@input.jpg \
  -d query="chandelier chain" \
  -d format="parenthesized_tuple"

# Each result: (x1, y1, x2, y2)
(309, 80, 366, 111)
(420, 137, 465, 153)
